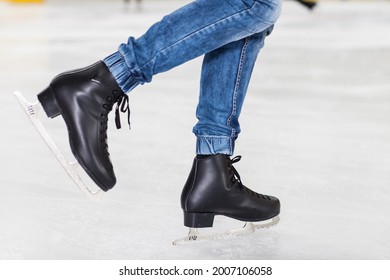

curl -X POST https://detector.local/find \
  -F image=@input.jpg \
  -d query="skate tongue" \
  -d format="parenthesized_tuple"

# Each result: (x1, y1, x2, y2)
(115, 94, 131, 129)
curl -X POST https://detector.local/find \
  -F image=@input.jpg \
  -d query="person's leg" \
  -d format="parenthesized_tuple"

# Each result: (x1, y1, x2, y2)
(180, 27, 280, 229)
(193, 27, 274, 155)
(104, 0, 281, 93)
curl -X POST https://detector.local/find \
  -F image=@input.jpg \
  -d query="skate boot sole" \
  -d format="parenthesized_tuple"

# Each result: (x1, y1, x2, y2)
(183, 210, 281, 228)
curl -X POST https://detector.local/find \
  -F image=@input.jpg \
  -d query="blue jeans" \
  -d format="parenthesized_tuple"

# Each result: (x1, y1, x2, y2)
(104, 0, 282, 155)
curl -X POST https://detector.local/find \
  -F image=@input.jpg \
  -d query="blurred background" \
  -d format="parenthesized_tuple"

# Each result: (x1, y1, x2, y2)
(0, 0, 389, 259)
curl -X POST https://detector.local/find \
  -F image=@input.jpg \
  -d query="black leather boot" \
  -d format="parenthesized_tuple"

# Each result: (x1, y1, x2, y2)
(181, 154, 280, 228)
(37, 61, 129, 191)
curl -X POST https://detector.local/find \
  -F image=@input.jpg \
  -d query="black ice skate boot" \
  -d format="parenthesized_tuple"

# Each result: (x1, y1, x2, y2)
(37, 61, 129, 191)
(293, 0, 317, 10)
(181, 154, 280, 228)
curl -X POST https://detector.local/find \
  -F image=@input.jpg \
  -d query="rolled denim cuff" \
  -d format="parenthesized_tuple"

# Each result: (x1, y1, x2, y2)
(103, 52, 139, 93)
(196, 136, 235, 155)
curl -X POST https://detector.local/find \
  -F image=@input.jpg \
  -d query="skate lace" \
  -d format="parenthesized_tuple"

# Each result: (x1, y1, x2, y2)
(100, 90, 131, 154)
(227, 156, 270, 200)
(114, 93, 131, 130)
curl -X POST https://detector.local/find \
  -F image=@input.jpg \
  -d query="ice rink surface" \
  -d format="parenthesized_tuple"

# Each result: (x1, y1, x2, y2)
(0, 0, 389, 259)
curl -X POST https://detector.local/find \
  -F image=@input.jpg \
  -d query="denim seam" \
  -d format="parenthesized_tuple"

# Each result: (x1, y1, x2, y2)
(226, 36, 250, 152)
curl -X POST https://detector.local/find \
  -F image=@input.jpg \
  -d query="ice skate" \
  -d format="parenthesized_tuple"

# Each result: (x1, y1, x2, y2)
(173, 154, 280, 244)
(36, 61, 129, 192)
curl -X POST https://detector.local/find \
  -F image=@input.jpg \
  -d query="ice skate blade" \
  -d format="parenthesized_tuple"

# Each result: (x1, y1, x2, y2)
(172, 215, 280, 245)
(13, 91, 103, 201)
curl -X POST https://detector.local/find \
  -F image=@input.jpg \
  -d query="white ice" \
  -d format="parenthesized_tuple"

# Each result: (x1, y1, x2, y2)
(0, 0, 389, 259)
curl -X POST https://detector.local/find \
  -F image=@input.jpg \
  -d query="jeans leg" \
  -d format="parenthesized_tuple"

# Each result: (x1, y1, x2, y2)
(193, 27, 274, 155)
(103, 0, 281, 93)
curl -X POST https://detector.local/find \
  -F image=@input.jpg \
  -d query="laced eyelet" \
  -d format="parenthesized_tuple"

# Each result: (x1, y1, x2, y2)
(98, 91, 131, 158)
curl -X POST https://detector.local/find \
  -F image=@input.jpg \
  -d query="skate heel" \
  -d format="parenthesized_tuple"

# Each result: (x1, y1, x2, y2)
(183, 211, 215, 228)
(37, 87, 61, 118)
